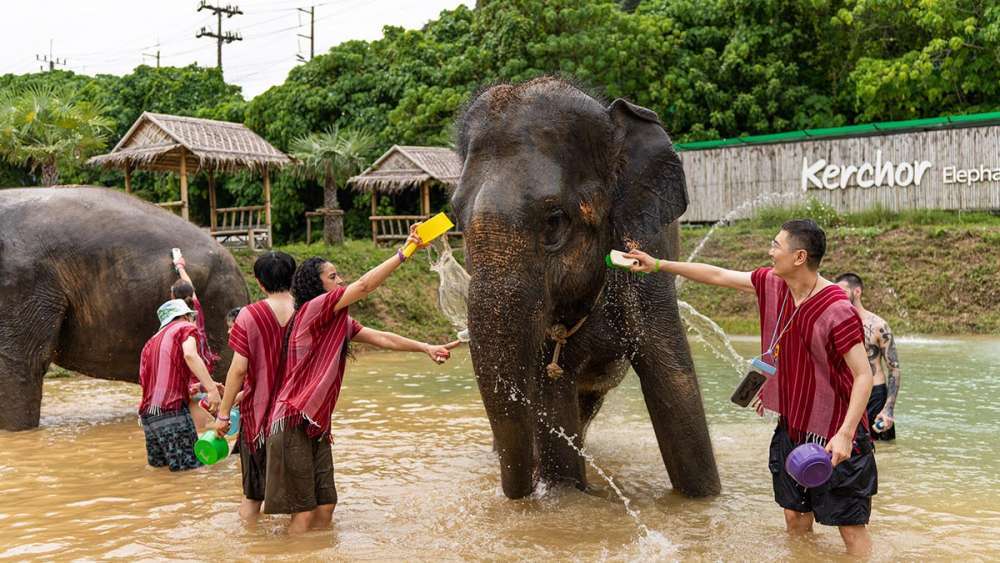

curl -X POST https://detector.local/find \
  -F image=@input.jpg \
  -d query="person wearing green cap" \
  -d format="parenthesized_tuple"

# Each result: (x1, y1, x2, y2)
(137, 299, 222, 471)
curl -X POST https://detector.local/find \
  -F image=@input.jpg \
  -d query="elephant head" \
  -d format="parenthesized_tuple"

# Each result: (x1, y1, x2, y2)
(452, 78, 696, 498)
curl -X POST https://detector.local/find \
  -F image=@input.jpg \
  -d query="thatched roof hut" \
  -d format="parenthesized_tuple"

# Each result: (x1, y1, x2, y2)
(88, 112, 291, 173)
(348, 146, 462, 243)
(88, 112, 291, 249)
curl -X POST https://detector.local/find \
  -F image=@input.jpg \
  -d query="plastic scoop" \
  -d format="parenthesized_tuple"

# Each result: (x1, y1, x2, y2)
(785, 442, 833, 488)
(194, 431, 230, 465)
(402, 213, 454, 258)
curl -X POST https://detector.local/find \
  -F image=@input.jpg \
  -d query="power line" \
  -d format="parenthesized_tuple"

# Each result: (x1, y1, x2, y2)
(196, 1, 244, 71)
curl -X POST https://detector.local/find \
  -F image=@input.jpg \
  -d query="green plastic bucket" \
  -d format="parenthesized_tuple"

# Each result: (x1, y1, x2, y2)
(194, 431, 229, 465)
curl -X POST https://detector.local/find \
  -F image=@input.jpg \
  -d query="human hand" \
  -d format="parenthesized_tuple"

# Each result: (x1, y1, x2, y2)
(623, 249, 657, 273)
(234, 390, 245, 405)
(874, 411, 894, 431)
(174, 257, 186, 270)
(204, 390, 222, 415)
(425, 343, 451, 364)
(209, 417, 230, 438)
(406, 223, 428, 249)
(824, 430, 853, 466)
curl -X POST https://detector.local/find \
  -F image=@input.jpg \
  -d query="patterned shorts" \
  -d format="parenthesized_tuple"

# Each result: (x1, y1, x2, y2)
(141, 405, 202, 471)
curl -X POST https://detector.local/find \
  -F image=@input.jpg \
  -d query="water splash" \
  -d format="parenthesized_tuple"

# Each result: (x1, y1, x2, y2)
(677, 300, 745, 377)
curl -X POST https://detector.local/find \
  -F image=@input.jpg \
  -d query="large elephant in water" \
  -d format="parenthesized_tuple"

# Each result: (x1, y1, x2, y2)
(452, 78, 720, 498)
(0, 187, 248, 430)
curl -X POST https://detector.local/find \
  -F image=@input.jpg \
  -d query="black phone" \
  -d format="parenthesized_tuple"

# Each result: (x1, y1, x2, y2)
(731, 371, 767, 407)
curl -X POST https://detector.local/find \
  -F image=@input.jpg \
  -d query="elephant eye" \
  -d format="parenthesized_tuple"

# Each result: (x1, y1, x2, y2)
(543, 209, 567, 249)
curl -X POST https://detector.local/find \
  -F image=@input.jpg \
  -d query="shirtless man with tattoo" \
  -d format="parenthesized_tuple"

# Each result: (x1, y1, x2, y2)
(835, 273, 900, 441)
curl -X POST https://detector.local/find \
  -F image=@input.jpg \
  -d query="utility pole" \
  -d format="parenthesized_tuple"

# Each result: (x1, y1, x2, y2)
(196, 1, 243, 71)
(296, 6, 315, 63)
(142, 41, 161, 68)
(36, 39, 67, 72)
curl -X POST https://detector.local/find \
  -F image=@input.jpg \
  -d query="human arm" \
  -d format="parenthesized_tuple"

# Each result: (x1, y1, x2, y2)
(334, 228, 426, 312)
(825, 341, 874, 466)
(173, 255, 197, 298)
(352, 327, 451, 364)
(623, 249, 754, 292)
(210, 352, 248, 436)
(182, 336, 219, 412)
(875, 323, 901, 430)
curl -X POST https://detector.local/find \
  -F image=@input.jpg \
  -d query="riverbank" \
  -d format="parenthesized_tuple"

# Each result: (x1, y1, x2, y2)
(239, 218, 999, 337)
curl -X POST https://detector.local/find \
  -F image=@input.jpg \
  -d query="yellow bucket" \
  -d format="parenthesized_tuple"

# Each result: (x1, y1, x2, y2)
(402, 212, 455, 257)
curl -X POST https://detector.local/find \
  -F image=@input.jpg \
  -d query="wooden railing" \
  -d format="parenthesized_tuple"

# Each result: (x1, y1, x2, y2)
(212, 205, 270, 250)
(156, 200, 185, 213)
(369, 214, 462, 245)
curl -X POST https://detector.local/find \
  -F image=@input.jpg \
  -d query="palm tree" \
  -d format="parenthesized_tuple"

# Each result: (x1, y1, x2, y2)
(0, 84, 113, 186)
(289, 126, 376, 244)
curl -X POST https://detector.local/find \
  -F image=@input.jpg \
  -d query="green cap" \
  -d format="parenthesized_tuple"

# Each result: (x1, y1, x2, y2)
(156, 298, 197, 329)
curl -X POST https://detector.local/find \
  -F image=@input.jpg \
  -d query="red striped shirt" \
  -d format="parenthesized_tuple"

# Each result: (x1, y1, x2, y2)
(228, 300, 287, 451)
(138, 320, 200, 415)
(752, 267, 865, 442)
(268, 286, 364, 439)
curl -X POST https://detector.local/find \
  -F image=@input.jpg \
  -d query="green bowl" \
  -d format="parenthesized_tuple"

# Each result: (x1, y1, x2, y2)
(194, 431, 229, 465)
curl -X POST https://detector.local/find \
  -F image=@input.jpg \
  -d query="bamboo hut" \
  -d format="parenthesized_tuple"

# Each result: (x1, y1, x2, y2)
(348, 145, 462, 244)
(88, 112, 291, 249)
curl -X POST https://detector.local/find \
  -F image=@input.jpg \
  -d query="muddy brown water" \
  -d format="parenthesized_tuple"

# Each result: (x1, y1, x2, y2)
(1, 337, 998, 561)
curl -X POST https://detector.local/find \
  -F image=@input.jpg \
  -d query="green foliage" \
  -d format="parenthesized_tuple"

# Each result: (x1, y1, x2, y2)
(288, 126, 376, 209)
(0, 83, 114, 185)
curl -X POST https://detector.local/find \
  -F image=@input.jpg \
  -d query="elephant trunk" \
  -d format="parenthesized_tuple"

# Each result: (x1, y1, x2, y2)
(465, 215, 547, 499)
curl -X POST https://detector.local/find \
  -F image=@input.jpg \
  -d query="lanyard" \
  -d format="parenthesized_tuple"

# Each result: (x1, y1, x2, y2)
(764, 278, 819, 359)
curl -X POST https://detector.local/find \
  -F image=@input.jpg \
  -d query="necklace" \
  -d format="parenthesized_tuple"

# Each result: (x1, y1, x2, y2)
(765, 275, 820, 360)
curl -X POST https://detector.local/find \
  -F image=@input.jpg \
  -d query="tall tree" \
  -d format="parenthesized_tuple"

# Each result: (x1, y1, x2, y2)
(0, 84, 113, 186)
(289, 126, 376, 244)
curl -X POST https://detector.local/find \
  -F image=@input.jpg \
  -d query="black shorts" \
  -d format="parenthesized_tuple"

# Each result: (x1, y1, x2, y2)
(239, 434, 267, 502)
(263, 422, 337, 514)
(867, 384, 897, 441)
(140, 405, 201, 472)
(768, 424, 878, 527)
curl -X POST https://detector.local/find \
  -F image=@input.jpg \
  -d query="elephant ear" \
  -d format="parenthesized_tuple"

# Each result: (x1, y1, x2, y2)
(608, 98, 689, 247)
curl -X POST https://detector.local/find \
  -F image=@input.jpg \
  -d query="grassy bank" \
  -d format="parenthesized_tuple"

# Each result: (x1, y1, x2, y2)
(239, 212, 1000, 338)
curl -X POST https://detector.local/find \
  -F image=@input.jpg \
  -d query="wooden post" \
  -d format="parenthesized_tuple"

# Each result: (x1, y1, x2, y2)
(179, 150, 189, 221)
(263, 165, 272, 249)
(124, 165, 132, 194)
(421, 181, 431, 217)
(370, 190, 378, 244)
(208, 171, 218, 231)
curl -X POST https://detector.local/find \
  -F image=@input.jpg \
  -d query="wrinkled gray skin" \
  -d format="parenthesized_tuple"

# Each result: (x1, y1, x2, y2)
(452, 78, 720, 499)
(0, 187, 248, 431)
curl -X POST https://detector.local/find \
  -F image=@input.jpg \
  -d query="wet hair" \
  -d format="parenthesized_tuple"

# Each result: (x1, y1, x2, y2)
(286, 256, 354, 360)
(780, 219, 826, 270)
(226, 307, 242, 325)
(170, 279, 195, 307)
(835, 272, 864, 291)
(253, 251, 296, 293)
(291, 257, 330, 310)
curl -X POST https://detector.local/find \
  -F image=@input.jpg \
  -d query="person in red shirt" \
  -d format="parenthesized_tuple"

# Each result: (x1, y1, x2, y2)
(138, 299, 222, 471)
(625, 219, 876, 557)
(264, 228, 454, 535)
(210, 251, 296, 524)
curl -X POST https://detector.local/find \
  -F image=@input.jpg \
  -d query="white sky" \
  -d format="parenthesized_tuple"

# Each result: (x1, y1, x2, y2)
(0, 0, 473, 99)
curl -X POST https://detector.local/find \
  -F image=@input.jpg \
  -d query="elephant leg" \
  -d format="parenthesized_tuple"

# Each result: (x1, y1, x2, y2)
(630, 323, 721, 497)
(0, 294, 66, 431)
(535, 372, 586, 489)
(578, 391, 606, 445)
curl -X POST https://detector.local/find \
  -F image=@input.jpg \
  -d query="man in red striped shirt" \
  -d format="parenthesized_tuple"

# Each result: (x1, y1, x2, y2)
(626, 219, 876, 556)
(138, 299, 221, 471)
(211, 251, 297, 524)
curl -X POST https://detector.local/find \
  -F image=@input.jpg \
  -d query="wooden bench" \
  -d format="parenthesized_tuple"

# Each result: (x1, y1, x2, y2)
(369, 214, 462, 246)
(212, 205, 270, 250)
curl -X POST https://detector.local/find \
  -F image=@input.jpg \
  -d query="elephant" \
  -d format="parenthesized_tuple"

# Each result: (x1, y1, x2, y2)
(0, 187, 248, 431)
(452, 77, 721, 499)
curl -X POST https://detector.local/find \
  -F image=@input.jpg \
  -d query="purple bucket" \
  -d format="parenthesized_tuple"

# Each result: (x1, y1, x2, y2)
(785, 443, 833, 488)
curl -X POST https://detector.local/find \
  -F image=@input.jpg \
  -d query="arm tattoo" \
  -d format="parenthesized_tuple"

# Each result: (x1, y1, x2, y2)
(880, 325, 901, 413)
